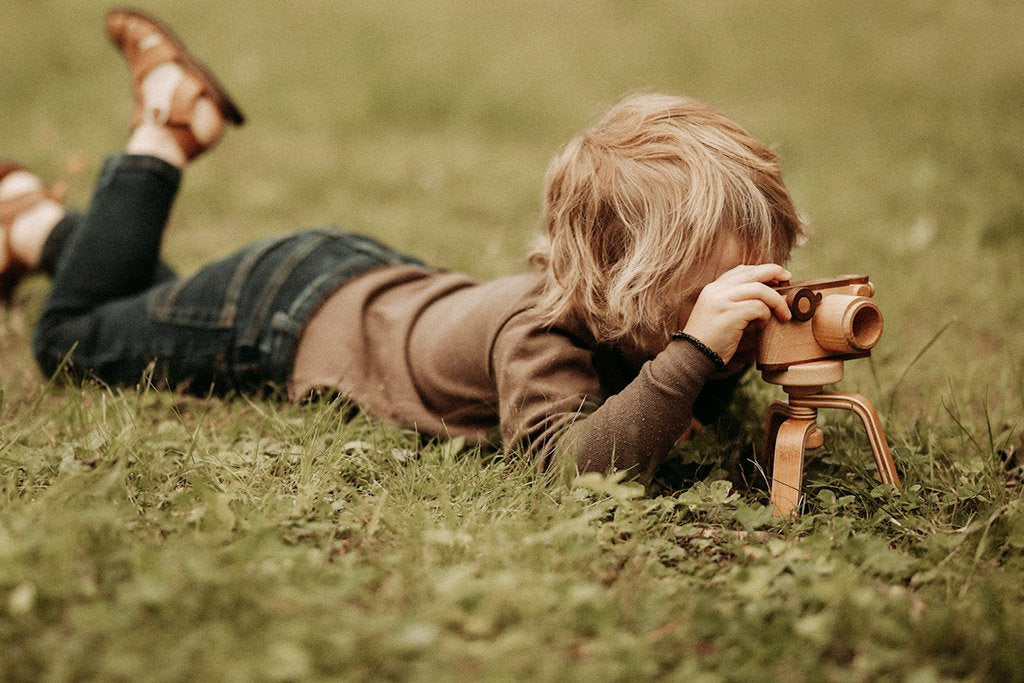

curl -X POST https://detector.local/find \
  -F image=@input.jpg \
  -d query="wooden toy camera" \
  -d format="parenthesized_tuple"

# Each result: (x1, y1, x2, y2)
(757, 275, 883, 371)
(756, 275, 900, 515)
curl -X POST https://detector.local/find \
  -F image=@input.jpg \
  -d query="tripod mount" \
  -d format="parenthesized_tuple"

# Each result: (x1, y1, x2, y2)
(761, 360, 900, 515)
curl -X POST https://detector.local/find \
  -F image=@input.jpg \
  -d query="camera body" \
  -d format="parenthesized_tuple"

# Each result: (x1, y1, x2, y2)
(756, 275, 883, 371)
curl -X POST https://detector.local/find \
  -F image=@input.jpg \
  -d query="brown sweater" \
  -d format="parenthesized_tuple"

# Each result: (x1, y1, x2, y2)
(290, 265, 731, 478)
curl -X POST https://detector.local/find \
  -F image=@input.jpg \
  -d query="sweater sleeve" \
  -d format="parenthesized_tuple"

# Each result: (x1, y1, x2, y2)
(692, 363, 750, 426)
(492, 308, 716, 481)
(553, 341, 715, 481)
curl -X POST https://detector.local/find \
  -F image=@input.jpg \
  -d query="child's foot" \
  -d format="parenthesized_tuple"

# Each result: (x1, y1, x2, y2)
(106, 8, 245, 165)
(0, 163, 67, 305)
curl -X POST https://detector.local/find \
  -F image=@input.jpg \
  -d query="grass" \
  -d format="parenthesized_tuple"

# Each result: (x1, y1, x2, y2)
(3, 0, 1024, 679)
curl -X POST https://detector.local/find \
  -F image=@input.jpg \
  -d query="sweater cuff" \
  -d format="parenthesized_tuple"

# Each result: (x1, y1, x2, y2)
(646, 337, 718, 398)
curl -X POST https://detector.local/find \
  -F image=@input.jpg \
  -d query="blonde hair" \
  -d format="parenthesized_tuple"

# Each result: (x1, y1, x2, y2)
(530, 93, 806, 351)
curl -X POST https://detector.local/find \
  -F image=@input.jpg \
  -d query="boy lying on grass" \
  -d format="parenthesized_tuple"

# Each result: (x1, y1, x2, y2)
(0, 8, 804, 482)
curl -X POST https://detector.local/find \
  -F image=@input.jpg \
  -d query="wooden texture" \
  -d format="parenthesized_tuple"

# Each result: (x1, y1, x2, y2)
(804, 427, 825, 449)
(762, 360, 844, 387)
(811, 295, 882, 353)
(768, 417, 815, 515)
(790, 391, 900, 486)
(757, 276, 882, 370)
(762, 389, 900, 516)
(771, 275, 870, 295)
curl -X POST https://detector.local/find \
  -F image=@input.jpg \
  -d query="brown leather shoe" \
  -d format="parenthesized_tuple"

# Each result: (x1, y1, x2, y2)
(106, 7, 245, 160)
(0, 163, 66, 305)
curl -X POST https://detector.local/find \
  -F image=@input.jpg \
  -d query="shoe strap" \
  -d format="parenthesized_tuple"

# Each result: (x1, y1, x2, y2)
(48, 180, 69, 205)
(127, 57, 205, 130)
(0, 187, 47, 274)
(129, 39, 182, 85)
(129, 77, 205, 159)
(0, 188, 47, 227)
(167, 76, 203, 126)
(0, 162, 26, 181)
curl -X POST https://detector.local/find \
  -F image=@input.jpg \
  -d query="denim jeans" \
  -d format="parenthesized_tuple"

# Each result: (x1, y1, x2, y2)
(33, 154, 422, 394)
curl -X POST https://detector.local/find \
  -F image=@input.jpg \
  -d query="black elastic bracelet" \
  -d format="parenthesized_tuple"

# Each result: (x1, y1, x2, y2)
(669, 331, 727, 372)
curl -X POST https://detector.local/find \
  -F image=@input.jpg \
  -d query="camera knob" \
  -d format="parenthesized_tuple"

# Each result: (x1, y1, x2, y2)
(787, 288, 821, 322)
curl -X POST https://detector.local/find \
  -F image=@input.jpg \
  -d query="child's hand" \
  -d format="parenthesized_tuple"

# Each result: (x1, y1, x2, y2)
(680, 264, 792, 363)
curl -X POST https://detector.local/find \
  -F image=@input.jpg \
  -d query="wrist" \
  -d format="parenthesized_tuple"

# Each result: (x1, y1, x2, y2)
(669, 330, 727, 372)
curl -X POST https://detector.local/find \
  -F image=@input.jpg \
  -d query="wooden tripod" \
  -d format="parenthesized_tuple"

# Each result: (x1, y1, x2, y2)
(761, 360, 900, 515)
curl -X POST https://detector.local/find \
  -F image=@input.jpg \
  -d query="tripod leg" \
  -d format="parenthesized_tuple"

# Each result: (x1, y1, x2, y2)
(841, 394, 901, 486)
(761, 402, 791, 483)
(792, 392, 901, 487)
(770, 417, 817, 515)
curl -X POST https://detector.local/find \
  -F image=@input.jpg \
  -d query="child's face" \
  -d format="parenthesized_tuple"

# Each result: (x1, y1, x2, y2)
(668, 235, 770, 368)
(672, 235, 747, 331)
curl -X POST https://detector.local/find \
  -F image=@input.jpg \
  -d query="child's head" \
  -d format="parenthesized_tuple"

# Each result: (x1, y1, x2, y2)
(530, 93, 806, 353)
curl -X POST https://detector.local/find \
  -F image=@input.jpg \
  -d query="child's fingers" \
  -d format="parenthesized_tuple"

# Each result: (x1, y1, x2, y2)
(737, 300, 774, 325)
(718, 263, 791, 285)
(724, 282, 791, 321)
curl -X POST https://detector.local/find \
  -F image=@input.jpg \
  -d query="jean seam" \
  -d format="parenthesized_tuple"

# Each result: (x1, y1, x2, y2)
(147, 233, 293, 328)
(220, 234, 293, 327)
(264, 252, 383, 381)
(238, 233, 331, 347)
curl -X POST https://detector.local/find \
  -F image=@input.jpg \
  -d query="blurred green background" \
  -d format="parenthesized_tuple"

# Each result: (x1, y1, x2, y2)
(7, 0, 1023, 420)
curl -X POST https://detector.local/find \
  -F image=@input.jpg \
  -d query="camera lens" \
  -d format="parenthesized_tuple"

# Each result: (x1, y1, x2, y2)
(811, 295, 883, 353)
(849, 303, 882, 351)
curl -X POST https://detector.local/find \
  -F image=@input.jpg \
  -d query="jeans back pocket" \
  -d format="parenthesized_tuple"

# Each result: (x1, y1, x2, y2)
(146, 234, 290, 329)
